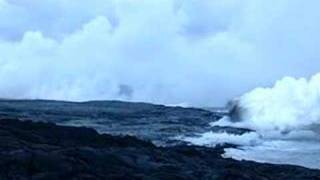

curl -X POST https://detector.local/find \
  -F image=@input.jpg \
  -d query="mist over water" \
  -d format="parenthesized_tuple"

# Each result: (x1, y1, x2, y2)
(1, 0, 320, 106)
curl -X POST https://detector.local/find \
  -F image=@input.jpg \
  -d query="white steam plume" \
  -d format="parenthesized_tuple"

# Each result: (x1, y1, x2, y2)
(238, 73, 320, 134)
(1, 0, 320, 106)
(180, 74, 320, 169)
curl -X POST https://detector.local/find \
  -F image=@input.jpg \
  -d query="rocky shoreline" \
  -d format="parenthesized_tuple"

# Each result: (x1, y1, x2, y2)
(0, 118, 319, 180)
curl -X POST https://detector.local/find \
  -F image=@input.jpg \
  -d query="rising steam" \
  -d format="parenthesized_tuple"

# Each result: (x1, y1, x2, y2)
(181, 73, 320, 169)
(1, 0, 320, 106)
(237, 73, 320, 134)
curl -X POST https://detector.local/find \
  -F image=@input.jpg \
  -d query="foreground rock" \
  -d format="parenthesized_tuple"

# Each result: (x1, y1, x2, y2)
(0, 119, 319, 180)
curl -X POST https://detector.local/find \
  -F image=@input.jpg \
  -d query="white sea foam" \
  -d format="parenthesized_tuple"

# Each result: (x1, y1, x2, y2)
(223, 140, 320, 169)
(181, 131, 262, 147)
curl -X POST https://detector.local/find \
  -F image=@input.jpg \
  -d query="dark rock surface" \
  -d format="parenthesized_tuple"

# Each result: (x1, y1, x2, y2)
(0, 100, 222, 145)
(0, 118, 319, 180)
(209, 126, 253, 135)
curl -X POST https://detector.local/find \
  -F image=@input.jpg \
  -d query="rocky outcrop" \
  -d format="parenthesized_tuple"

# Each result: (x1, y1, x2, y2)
(0, 100, 222, 146)
(0, 118, 319, 180)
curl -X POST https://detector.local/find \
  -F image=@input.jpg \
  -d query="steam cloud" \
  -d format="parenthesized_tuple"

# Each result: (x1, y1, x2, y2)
(238, 73, 320, 134)
(181, 74, 320, 169)
(1, 0, 320, 106)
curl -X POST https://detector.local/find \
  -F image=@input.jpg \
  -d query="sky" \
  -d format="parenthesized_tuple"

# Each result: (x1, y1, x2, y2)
(0, 0, 320, 106)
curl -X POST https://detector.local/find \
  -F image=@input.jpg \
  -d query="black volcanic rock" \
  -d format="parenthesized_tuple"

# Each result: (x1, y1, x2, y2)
(0, 100, 222, 145)
(0, 119, 319, 180)
(209, 126, 253, 135)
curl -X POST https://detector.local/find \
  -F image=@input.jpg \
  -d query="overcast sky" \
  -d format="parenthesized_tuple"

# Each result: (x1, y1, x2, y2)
(0, 0, 319, 106)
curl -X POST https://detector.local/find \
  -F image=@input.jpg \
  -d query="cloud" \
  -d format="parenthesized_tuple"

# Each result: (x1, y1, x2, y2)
(0, 0, 319, 106)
